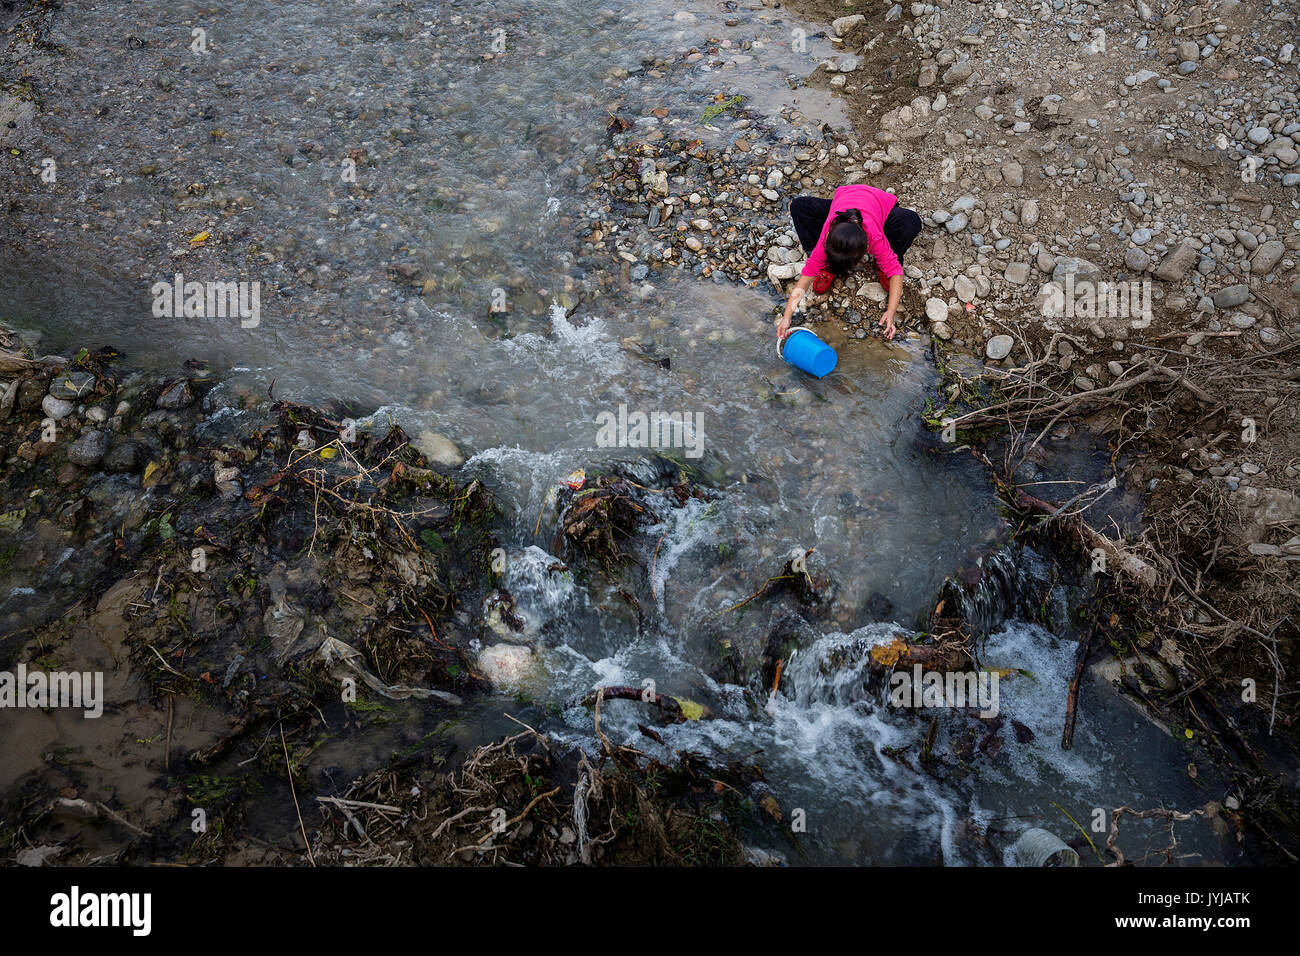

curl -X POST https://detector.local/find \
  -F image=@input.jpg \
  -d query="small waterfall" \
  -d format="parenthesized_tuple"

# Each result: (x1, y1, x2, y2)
(945, 545, 1068, 636)
(779, 623, 902, 708)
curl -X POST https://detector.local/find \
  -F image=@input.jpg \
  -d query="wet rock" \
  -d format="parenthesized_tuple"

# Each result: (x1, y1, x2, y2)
(102, 440, 142, 473)
(18, 378, 47, 410)
(862, 592, 894, 620)
(49, 371, 95, 400)
(66, 429, 110, 467)
(41, 394, 74, 421)
(477, 643, 539, 691)
(986, 335, 1014, 361)
(155, 380, 194, 409)
(415, 430, 465, 468)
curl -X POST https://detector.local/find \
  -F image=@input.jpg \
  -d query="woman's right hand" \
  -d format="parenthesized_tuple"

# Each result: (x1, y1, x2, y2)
(776, 276, 812, 342)
(775, 310, 792, 342)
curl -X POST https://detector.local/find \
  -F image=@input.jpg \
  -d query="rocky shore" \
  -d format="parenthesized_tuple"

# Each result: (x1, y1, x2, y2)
(2, 0, 1298, 865)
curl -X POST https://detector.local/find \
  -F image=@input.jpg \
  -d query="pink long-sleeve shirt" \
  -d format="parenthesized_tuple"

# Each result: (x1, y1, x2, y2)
(800, 184, 900, 285)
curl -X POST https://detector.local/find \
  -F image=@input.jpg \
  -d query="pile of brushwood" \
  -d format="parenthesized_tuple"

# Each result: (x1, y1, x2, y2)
(310, 708, 783, 866)
(927, 335, 1300, 862)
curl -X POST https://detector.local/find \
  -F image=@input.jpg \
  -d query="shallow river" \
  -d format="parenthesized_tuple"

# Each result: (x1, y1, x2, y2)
(0, 0, 1229, 864)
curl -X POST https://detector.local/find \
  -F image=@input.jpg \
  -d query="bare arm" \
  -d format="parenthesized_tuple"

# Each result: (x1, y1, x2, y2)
(776, 275, 813, 341)
(878, 274, 903, 340)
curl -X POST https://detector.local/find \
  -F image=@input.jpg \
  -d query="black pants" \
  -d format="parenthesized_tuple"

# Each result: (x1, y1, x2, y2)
(789, 195, 923, 269)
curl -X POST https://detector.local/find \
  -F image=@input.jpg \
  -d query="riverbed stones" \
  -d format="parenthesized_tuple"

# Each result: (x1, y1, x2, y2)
(66, 429, 109, 467)
(1125, 247, 1151, 271)
(1212, 284, 1250, 309)
(1005, 262, 1030, 284)
(155, 380, 194, 409)
(925, 298, 949, 323)
(768, 261, 802, 283)
(103, 440, 142, 473)
(1051, 256, 1103, 283)
(49, 371, 94, 400)
(985, 335, 1014, 361)
(1020, 199, 1040, 227)
(1252, 240, 1284, 274)
(416, 430, 464, 468)
(943, 59, 973, 84)
(954, 275, 977, 302)
(41, 394, 73, 420)
(1154, 240, 1199, 281)
(477, 643, 538, 691)
(858, 281, 888, 303)
(832, 14, 867, 40)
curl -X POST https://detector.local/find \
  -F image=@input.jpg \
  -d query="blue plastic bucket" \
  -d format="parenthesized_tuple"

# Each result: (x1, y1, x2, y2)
(780, 327, 837, 377)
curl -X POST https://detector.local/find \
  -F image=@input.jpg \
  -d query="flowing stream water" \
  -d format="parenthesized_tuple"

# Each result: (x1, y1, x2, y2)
(0, 0, 1231, 864)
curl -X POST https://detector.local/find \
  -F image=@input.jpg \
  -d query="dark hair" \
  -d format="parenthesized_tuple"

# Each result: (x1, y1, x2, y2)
(825, 209, 868, 275)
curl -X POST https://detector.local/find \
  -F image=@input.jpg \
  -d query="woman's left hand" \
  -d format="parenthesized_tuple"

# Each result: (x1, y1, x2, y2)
(878, 309, 897, 341)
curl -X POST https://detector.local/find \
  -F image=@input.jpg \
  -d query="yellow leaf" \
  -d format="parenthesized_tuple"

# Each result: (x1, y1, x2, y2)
(143, 461, 159, 483)
(189, 230, 210, 246)
(869, 637, 909, 668)
(1184, 728, 1194, 739)
(673, 696, 705, 721)
(318, 447, 338, 460)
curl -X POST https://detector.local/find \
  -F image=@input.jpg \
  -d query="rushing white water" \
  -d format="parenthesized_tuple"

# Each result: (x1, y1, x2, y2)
(0, 0, 1229, 864)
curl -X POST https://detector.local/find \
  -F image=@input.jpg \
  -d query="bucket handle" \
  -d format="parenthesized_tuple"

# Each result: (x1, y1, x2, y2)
(777, 325, 817, 360)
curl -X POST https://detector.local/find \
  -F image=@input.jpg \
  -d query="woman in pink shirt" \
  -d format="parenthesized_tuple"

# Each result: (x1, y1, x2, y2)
(775, 184, 922, 342)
